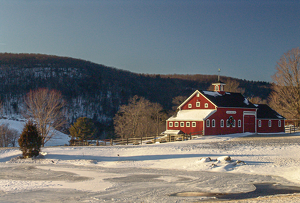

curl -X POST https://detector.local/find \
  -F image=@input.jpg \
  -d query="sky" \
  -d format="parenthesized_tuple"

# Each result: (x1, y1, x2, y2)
(0, 0, 299, 82)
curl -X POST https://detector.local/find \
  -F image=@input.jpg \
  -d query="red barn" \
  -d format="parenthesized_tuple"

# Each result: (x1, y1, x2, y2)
(165, 81, 285, 136)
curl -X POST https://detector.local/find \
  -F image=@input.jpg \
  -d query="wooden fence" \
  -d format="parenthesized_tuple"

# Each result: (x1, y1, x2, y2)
(285, 125, 299, 133)
(70, 134, 199, 146)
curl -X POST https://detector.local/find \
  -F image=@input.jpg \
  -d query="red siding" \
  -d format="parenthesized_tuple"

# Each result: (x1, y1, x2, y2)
(257, 119, 285, 133)
(167, 121, 203, 135)
(204, 108, 256, 135)
(181, 93, 215, 110)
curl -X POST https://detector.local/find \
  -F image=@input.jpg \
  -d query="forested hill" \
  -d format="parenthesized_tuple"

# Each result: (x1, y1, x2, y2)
(0, 53, 272, 137)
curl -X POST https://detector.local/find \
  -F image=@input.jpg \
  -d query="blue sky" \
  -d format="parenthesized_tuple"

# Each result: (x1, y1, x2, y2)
(0, 0, 299, 82)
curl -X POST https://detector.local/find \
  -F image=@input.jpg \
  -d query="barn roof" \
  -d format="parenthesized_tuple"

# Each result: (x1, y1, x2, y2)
(167, 109, 216, 121)
(200, 90, 257, 108)
(256, 104, 285, 119)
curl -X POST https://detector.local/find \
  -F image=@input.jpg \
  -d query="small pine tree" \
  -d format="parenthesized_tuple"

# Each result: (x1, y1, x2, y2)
(18, 120, 42, 158)
(69, 117, 96, 142)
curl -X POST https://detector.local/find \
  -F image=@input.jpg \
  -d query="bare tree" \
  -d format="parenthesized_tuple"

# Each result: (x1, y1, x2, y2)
(269, 48, 300, 120)
(114, 96, 167, 139)
(0, 123, 19, 147)
(24, 88, 66, 146)
(171, 96, 187, 111)
(248, 96, 267, 104)
(224, 79, 245, 94)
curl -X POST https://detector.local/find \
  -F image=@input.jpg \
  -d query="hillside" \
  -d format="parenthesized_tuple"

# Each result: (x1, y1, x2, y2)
(0, 53, 272, 138)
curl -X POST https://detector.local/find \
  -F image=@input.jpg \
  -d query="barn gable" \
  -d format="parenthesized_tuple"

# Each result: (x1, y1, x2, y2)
(178, 90, 216, 110)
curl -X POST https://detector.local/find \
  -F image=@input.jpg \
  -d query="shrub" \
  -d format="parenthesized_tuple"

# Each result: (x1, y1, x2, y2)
(18, 120, 42, 158)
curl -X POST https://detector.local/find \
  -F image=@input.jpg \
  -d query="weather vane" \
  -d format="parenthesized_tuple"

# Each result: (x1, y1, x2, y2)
(218, 69, 221, 82)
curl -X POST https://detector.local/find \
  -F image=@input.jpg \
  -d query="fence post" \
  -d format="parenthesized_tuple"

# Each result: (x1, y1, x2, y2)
(110, 138, 113, 146)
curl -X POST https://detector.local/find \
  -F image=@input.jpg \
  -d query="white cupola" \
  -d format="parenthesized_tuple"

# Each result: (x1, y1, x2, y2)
(212, 69, 225, 93)
(212, 81, 226, 92)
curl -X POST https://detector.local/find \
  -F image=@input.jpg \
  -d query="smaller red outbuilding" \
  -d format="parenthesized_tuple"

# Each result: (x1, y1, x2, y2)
(164, 81, 285, 136)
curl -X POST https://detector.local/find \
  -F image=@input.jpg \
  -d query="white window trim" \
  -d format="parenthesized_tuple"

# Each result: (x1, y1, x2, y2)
(206, 119, 210, 127)
(175, 122, 179, 127)
(205, 103, 208, 108)
(196, 102, 200, 107)
(232, 119, 236, 127)
(278, 120, 281, 127)
(221, 119, 224, 127)
(192, 122, 196, 127)
(268, 120, 272, 127)
(186, 122, 190, 127)
(212, 119, 215, 127)
(180, 122, 184, 127)
(188, 104, 192, 108)
(169, 122, 173, 127)
(258, 120, 261, 127)
(238, 119, 241, 127)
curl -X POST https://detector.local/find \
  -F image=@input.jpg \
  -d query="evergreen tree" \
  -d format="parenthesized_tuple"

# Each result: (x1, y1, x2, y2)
(18, 120, 42, 158)
(69, 117, 96, 141)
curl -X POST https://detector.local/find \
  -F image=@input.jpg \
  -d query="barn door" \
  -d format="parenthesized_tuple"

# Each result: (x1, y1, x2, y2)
(244, 115, 255, 133)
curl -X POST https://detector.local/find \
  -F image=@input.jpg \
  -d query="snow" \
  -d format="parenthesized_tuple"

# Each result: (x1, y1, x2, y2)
(0, 119, 70, 147)
(167, 109, 216, 121)
(244, 98, 250, 105)
(1, 118, 300, 202)
(161, 130, 183, 134)
(203, 90, 222, 97)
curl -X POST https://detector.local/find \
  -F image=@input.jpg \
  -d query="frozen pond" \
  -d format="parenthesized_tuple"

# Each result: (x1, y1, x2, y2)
(0, 164, 299, 202)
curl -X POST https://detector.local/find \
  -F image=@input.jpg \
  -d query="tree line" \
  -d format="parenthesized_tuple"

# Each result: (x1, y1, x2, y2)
(0, 53, 276, 139)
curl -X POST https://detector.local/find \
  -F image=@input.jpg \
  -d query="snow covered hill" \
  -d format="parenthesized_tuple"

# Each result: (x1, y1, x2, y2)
(0, 118, 70, 146)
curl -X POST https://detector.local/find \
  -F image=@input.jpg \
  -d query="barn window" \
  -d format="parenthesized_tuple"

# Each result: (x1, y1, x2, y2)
(205, 103, 208, 108)
(180, 122, 184, 127)
(232, 119, 236, 127)
(220, 119, 224, 127)
(196, 102, 200, 107)
(278, 120, 281, 127)
(188, 104, 192, 108)
(196, 92, 200, 97)
(169, 122, 173, 127)
(212, 119, 215, 127)
(258, 120, 261, 127)
(268, 120, 272, 127)
(192, 122, 196, 127)
(238, 119, 241, 127)
(175, 122, 179, 127)
(206, 119, 210, 127)
(226, 119, 230, 127)
(186, 122, 190, 127)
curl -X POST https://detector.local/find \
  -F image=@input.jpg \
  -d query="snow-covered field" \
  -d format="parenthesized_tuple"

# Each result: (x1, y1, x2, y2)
(1, 119, 300, 202)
